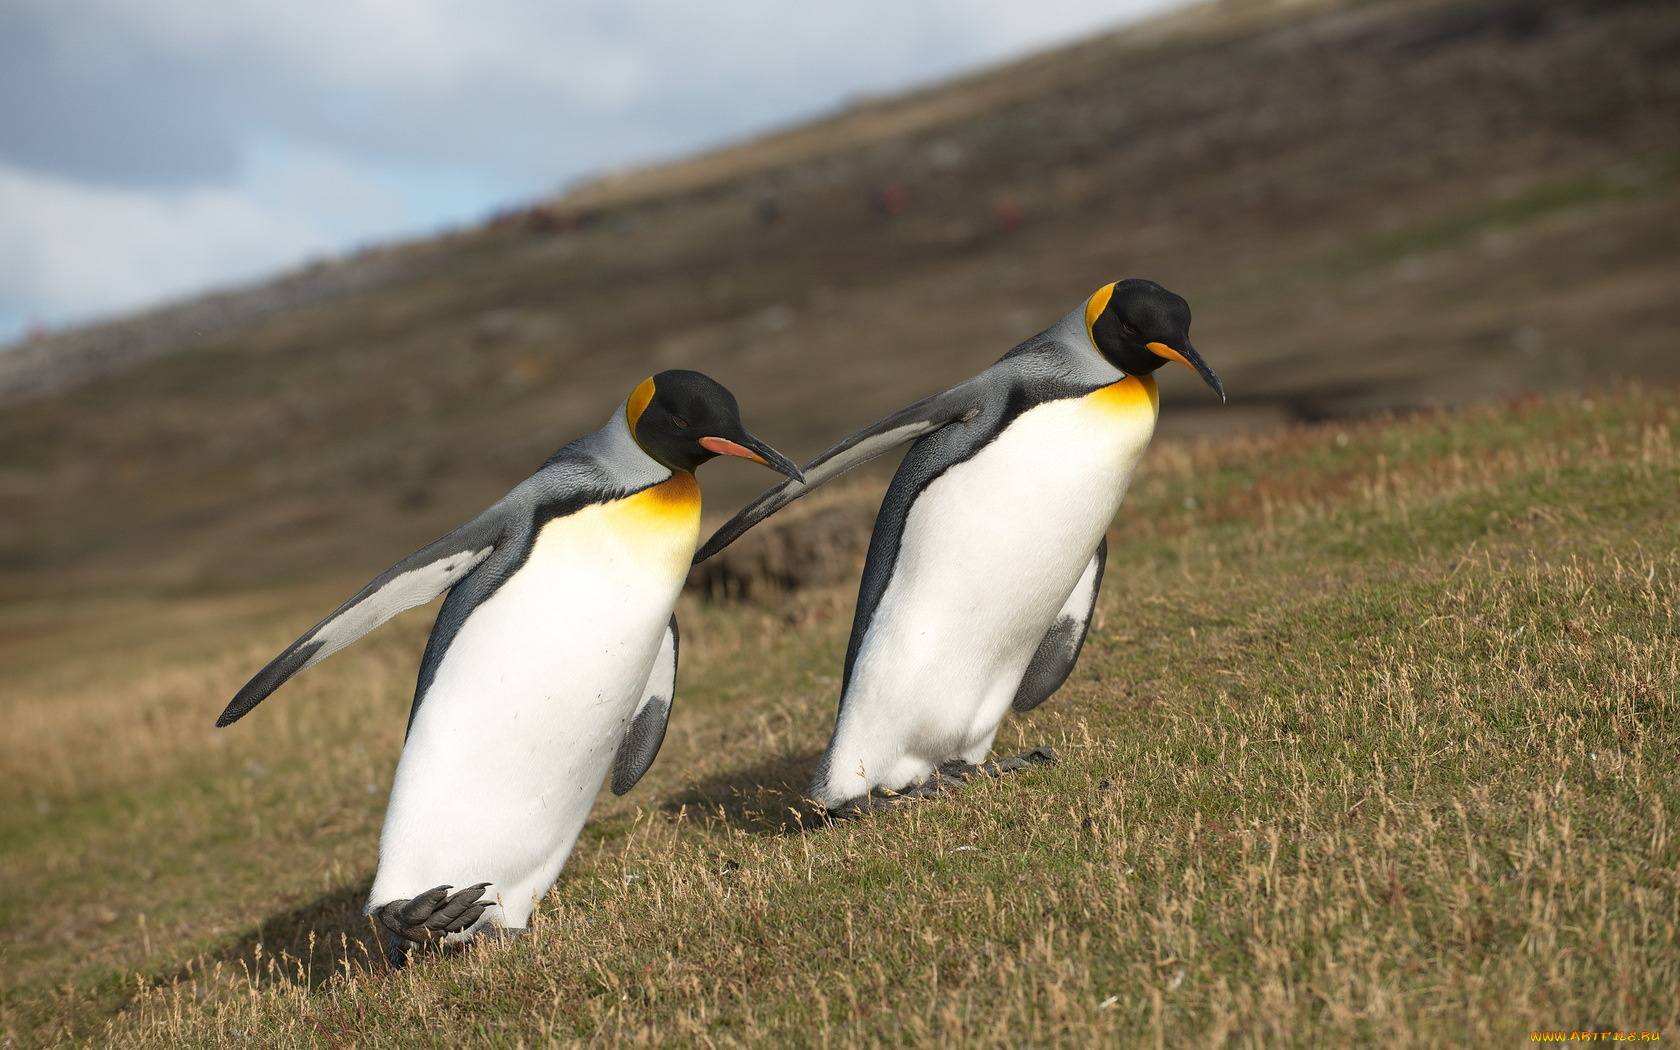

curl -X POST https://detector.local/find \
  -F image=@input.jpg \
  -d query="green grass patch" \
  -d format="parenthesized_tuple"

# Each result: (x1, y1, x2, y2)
(1320, 150, 1680, 277)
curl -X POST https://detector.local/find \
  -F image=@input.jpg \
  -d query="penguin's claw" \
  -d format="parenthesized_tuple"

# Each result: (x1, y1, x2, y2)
(972, 745, 1059, 776)
(931, 745, 1058, 785)
(825, 746, 1059, 820)
(429, 882, 493, 929)
(382, 916, 525, 970)
(375, 882, 494, 966)
(825, 793, 907, 821)
(831, 776, 955, 819)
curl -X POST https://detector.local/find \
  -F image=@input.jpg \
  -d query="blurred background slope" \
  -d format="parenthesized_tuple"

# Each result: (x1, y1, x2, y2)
(0, 0, 1676, 603)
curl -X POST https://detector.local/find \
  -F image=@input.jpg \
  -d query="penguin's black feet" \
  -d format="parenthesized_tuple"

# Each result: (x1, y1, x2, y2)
(825, 790, 917, 821)
(826, 775, 956, 820)
(934, 745, 1058, 781)
(825, 747, 1058, 820)
(965, 744, 1059, 778)
(375, 883, 492, 968)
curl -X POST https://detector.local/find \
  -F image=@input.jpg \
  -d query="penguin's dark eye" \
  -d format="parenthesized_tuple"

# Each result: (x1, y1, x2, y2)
(1120, 322, 1140, 338)
(670, 414, 689, 429)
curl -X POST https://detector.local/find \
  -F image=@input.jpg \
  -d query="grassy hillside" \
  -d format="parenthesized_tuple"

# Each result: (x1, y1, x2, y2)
(3, 385, 1675, 1047)
(1, 0, 1677, 605)
(3, 0, 1678, 1043)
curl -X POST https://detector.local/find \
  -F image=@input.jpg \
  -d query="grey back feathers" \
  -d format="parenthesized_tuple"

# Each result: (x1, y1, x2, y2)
(219, 403, 673, 730)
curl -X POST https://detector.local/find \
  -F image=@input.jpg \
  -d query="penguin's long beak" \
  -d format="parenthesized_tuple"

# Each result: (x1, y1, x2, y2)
(700, 434, 806, 483)
(1147, 341, 1226, 403)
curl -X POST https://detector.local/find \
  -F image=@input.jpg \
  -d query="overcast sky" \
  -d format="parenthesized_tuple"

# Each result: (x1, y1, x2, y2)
(0, 0, 1187, 345)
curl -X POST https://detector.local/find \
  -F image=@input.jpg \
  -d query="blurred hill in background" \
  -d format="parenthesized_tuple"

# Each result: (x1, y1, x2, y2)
(1, 0, 1676, 603)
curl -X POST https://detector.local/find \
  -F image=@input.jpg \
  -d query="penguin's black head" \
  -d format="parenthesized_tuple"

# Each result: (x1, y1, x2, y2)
(1087, 279, 1225, 402)
(627, 370, 804, 480)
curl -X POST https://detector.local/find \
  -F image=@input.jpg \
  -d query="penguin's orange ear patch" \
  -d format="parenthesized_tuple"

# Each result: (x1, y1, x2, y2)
(1084, 283, 1117, 345)
(626, 376, 658, 430)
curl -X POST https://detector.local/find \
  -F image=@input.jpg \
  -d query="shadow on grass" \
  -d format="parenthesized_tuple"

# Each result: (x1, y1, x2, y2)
(662, 748, 826, 837)
(144, 753, 829, 1003)
(150, 881, 388, 996)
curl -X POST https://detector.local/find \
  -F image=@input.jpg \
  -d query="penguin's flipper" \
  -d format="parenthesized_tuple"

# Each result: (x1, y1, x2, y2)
(1012, 538, 1107, 713)
(611, 615, 679, 795)
(695, 380, 985, 562)
(217, 508, 512, 726)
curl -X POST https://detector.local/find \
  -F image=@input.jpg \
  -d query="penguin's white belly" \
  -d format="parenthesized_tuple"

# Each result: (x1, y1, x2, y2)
(825, 377, 1156, 803)
(369, 475, 699, 927)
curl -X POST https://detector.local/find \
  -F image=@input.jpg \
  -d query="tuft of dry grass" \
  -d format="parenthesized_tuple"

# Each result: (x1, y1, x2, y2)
(3, 386, 1678, 1047)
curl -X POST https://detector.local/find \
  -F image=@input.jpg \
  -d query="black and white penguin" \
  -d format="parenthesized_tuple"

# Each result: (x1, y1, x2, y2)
(218, 370, 800, 963)
(696, 280, 1223, 815)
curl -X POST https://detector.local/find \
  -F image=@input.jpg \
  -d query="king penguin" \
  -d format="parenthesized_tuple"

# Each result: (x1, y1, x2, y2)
(696, 280, 1224, 816)
(218, 370, 801, 964)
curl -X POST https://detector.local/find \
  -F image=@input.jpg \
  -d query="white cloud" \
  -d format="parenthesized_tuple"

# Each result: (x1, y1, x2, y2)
(0, 0, 1188, 340)
(0, 142, 421, 333)
(40, 0, 658, 101)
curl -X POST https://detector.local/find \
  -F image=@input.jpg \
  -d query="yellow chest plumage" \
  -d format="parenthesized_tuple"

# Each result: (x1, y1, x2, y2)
(1082, 373, 1159, 419)
(526, 472, 701, 580)
(597, 472, 702, 541)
